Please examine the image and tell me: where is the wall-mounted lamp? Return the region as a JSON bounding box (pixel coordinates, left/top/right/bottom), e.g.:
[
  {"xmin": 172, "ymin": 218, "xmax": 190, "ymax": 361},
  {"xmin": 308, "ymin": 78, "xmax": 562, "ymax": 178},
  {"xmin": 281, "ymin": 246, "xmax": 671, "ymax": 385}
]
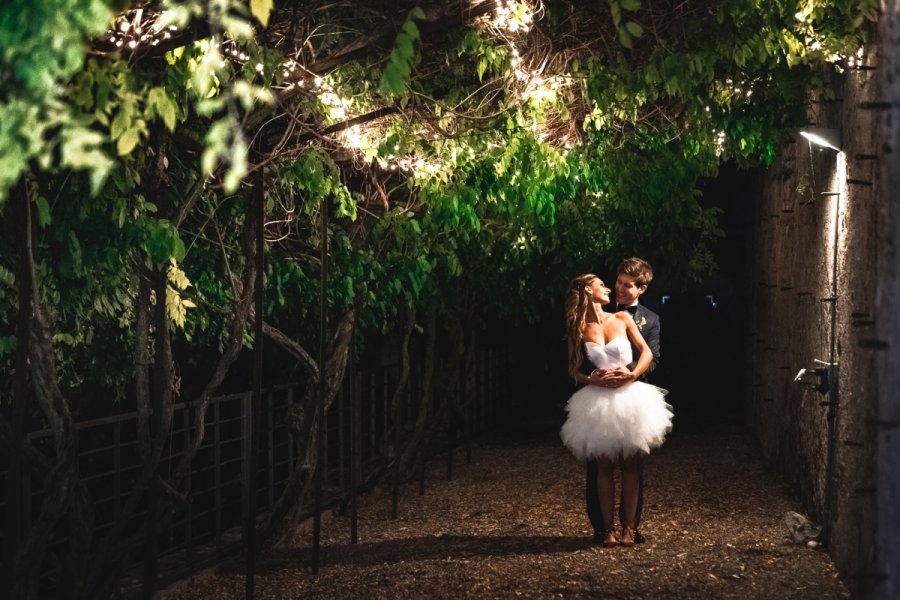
[
  {"xmin": 799, "ymin": 127, "xmax": 842, "ymax": 152},
  {"xmin": 793, "ymin": 359, "xmax": 837, "ymax": 394}
]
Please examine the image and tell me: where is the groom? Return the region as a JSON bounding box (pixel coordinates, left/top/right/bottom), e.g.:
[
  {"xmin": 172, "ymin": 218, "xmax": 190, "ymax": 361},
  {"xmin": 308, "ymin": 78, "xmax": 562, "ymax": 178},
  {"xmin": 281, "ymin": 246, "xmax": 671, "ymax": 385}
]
[{"xmin": 584, "ymin": 257, "xmax": 660, "ymax": 544}]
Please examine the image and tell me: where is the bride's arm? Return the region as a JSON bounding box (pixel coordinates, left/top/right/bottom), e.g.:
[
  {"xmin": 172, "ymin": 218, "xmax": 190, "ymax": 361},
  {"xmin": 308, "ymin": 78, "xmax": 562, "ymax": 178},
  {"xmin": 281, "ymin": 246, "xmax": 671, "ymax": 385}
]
[{"xmin": 622, "ymin": 313, "xmax": 652, "ymax": 380}]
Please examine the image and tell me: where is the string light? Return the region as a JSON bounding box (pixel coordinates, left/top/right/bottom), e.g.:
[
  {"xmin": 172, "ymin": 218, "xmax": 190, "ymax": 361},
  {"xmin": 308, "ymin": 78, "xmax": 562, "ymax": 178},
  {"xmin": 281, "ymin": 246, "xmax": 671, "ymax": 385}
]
[
  {"xmin": 483, "ymin": 0, "xmax": 535, "ymax": 34},
  {"xmin": 106, "ymin": 9, "xmax": 179, "ymax": 50}
]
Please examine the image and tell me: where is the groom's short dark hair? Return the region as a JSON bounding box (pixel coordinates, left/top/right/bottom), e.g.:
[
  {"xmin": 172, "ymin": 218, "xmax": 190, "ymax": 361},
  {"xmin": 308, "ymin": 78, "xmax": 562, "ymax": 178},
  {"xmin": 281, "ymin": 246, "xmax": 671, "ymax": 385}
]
[{"xmin": 617, "ymin": 257, "xmax": 653, "ymax": 287}]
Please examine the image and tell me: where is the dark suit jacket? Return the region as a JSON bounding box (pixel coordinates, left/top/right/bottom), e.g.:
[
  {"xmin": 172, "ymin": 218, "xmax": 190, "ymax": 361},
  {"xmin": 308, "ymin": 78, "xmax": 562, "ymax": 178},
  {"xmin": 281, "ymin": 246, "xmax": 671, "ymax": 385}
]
[{"xmin": 579, "ymin": 304, "xmax": 660, "ymax": 382}]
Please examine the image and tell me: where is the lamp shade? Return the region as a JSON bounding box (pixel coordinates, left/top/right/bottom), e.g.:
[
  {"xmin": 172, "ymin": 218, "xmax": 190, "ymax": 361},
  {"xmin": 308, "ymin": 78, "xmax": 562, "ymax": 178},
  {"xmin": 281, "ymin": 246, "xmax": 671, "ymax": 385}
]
[{"xmin": 799, "ymin": 127, "xmax": 842, "ymax": 152}]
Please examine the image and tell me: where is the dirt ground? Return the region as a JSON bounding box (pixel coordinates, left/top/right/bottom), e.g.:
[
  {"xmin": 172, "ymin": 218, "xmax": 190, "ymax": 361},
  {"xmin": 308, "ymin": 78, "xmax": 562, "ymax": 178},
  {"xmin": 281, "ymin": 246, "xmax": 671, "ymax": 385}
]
[{"xmin": 159, "ymin": 426, "xmax": 850, "ymax": 599}]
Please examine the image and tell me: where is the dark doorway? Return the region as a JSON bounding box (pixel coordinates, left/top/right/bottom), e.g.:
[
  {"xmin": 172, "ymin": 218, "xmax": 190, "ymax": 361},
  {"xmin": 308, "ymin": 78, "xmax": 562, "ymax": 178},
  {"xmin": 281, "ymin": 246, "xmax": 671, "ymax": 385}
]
[{"xmin": 652, "ymin": 162, "xmax": 759, "ymax": 433}]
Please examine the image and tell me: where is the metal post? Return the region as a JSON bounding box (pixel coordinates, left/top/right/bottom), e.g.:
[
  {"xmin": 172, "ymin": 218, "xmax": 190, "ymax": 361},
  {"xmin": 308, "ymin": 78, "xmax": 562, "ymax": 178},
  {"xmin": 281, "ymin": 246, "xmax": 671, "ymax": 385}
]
[
  {"xmin": 392, "ymin": 370, "xmax": 400, "ymax": 519},
  {"xmin": 183, "ymin": 405, "xmax": 192, "ymax": 565},
  {"xmin": 338, "ymin": 377, "xmax": 346, "ymax": 496},
  {"xmin": 267, "ymin": 391, "xmax": 275, "ymax": 509},
  {"xmin": 350, "ymin": 368, "xmax": 360, "ymax": 544},
  {"xmin": 464, "ymin": 350, "xmax": 471, "ymax": 465},
  {"xmin": 312, "ymin": 197, "xmax": 328, "ymax": 574},
  {"xmin": 823, "ymin": 153, "xmax": 845, "ymax": 546},
  {"xmin": 370, "ymin": 372, "xmax": 377, "ymax": 459},
  {"xmin": 446, "ymin": 395, "xmax": 454, "ymax": 481},
  {"xmin": 417, "ymin": 365, "xmax": 427, "ymax": 496},
  {"xmin": 214, "ymin": 401, "xmax": 222, "ymax": 549}
]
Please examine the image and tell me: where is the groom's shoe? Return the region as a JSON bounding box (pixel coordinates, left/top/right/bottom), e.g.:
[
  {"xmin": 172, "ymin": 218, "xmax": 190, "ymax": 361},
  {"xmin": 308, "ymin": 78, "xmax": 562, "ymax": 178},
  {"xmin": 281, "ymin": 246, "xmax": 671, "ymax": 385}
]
[
  {"xmin": 633, "ymin": 529, "xmax": 646, "ymax": 544},
  {"xmin": 591, "ymin": 531, "xmax": 606, "ymax": 546}
]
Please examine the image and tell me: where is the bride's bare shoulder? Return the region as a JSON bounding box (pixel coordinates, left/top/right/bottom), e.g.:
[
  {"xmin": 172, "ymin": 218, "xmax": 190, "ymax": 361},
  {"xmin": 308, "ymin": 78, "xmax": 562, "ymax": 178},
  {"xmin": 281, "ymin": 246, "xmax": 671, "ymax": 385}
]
[{"xmin": 614, "ymin": 311, "xmax": 634, "ymax": 322}]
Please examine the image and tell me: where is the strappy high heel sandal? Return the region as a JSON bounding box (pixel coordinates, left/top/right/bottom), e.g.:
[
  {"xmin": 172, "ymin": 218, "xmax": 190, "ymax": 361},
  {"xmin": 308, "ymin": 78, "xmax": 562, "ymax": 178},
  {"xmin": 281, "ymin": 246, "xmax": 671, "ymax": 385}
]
[
  {"xmin": 602, "ymin": 526, "xmax": 618, "ymax": 548},
  {"xmin": 621, "ymin": 522, "xmax": 635, "ymax": 547}
]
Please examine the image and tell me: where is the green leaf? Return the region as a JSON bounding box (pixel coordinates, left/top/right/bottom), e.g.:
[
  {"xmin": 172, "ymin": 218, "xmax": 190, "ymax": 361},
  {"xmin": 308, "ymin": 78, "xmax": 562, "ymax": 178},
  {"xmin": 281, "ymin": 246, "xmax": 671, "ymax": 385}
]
[
  {"xmin": 477, "ymin": 59, "xmax": 488, "ymax": 81},
  {"xmin": 202, "ymin": 119, "xmax": 230, "ymax": 175},
  {"xmin": 67, "ymin": 231, "xmax": 83, "ymax": 274},
  {"xmin": 0, "ymin": 336, "xmax": 15, "ymax": 357},
  {"xmin": 117, "ymin": 127, "xmax": 140, "ymax": 155},
  {"xmin": 35, "ymin": 196, "xmax": 51, "ymax": 227},
  {"xmin": 625, "ymin": 21, "xmax": 644, "ymax": 37},
  {"xmin": 110, "ymin": 109, "xmax": 127, "ymax": 141},
  {"xmin": 141, "ymin": 219, "xmax": 186, "ymax": 266},
  {"xmin": 378, "ymin": 14, "xmax": 422, "ymax": 99},
  {"xmin": 147, "ymin": 87, "xmax": 178, "ymax": 131},
  {"xmin": 402, "ymin": 20, "xmax": 420, "ymax": 39},
  {"xmin": 250, "ymin": 0, "xmax": 274, "ymax": 26},
  {"xmin": 60, "ymin": 126, "xmax": 112, "ymax": 183},
  {"xmin": 609, "ymin": 1, "xmax": 621, "ymax": 25},
  {"xmin": 620, "ymin": 0, "xmax": 641, "ymax": 10}
]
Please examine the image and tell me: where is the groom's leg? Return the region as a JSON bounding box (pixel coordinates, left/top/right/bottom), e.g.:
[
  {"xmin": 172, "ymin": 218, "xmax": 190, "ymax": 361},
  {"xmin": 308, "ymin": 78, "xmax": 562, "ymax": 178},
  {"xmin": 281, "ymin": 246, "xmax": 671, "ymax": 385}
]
[
  {"xmin": 619, "ymin": 455, "xmax": 645, "ymax": 540},
  {"xmin": 585, "ymin": 459, "xmax": 604, "ymax": 535}
]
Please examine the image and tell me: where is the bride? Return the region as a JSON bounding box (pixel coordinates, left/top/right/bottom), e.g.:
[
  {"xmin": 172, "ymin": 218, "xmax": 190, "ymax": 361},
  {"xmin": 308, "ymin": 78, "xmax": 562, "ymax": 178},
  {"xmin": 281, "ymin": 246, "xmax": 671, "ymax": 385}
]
[{"xmin": 560, "ymin": 273, "xmax": 673, "ymax": 547}]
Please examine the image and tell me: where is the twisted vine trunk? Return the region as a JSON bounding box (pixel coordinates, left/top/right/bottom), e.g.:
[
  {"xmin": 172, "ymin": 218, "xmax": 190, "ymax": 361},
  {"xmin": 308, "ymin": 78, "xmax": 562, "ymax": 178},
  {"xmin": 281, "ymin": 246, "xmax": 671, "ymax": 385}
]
[
  {"xmin": 4, "ymin": 178, "xmax": 30, "ymax": 600},
  {"xmin": 262, "ymin": 305, "xmax": 357, "ymax": 544},
  {"xmin": 85, "ymin": 169, "xmax": 262, "ymax": 598},
  {"xmin": 166, "ymin": 183, "xmax": 261, "ymax": 493},
  {"xmin": 83, "ymin": 130, "xmax": 182, "ymax": 598},
  {"xmin": 399, "ymin": 309, "xmax": 436, "ymax": 473},
  {"xmin": 10, "ymin": 186, "xmax": 92, "ymax": 600},
  {"xmin": 387, "ymin": 306, "xmax": 416, "ymax": 495}
]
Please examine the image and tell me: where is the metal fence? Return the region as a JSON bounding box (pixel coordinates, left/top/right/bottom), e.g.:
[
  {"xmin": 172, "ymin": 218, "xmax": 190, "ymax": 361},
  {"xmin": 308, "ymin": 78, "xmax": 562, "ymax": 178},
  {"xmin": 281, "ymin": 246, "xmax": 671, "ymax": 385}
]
[{"xmin": 1, "ymin": 343, "xmax": 511, "ymax": 595}]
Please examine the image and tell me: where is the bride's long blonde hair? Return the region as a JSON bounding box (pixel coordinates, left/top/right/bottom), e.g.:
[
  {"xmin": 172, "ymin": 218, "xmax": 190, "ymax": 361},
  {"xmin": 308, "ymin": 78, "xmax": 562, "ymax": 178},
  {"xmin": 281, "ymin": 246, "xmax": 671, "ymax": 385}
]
[{"xmin": 565, "ymin": 274, "xmax": 597, "ymax": 381}]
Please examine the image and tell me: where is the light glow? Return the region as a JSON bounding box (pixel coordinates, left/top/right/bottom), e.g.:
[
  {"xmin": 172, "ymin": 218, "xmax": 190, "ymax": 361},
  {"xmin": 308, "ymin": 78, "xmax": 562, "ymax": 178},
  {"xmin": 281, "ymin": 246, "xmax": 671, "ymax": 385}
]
[{"xmin": 800, "ymin": 128, "xmax": 841, "ymax": 152}]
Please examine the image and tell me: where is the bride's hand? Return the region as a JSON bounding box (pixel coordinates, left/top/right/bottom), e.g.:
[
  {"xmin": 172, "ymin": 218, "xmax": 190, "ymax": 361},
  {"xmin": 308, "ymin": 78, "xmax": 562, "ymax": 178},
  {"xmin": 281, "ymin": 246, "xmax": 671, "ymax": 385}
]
[{"xmin": 585, "ymin": 369, "xmax": 609, "ymax": 387}]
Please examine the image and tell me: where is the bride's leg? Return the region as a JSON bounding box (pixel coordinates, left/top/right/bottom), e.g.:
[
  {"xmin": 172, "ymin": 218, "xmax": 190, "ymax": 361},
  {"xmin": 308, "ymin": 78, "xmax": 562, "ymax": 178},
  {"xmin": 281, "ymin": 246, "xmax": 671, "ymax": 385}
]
[
  {"xmin": 596, "ymin": 457, "xmax": 617, "ymax": 546},
  {"xmin": 620, "ymin": 453, "xmax": 641, "ymax": 546}
]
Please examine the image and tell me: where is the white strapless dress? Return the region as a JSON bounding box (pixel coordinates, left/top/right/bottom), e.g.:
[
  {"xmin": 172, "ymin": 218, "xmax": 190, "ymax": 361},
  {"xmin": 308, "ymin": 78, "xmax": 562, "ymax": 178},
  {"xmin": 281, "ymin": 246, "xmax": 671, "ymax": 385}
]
[{"xmin": 560, "ymin": 339, "xmax": 673, "ymax": 460}]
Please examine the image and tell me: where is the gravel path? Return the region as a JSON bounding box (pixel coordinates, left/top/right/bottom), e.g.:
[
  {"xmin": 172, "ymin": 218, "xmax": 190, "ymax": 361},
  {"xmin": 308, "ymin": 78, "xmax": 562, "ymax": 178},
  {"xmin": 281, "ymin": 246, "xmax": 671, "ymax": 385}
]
[{"xmin": 160, "ymin": 427, "xmax": 850, "ymax": 599}]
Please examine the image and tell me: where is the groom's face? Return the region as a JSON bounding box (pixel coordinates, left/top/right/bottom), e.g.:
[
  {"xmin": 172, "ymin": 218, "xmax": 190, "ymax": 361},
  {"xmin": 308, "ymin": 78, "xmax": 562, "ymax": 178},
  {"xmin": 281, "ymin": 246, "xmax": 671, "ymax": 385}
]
[{"xmin": 615, "ymin": 274, "xmax": 646, "ymax": 306}]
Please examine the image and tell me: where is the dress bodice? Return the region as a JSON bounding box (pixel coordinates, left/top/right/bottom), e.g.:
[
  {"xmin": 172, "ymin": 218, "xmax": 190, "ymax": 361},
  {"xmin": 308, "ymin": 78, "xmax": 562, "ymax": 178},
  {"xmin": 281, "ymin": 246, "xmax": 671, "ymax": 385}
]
[{"xmin": 585, "ymin": 338, "xmax": 632, "ymax": 371}]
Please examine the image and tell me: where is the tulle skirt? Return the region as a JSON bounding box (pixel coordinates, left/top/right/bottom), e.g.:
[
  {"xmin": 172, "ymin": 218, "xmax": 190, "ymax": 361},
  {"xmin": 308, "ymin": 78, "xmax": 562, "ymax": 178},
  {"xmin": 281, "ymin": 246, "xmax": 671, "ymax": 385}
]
[{"xmin": 560, "ymin": 382, "xmax": 673, "ymax": 460}]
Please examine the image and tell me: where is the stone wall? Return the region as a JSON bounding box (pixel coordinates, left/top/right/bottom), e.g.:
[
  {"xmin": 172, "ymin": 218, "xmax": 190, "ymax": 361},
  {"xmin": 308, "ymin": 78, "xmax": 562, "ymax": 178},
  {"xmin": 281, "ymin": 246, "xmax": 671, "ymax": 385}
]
[
  {"xmin": 746, "ymin": 8, "xmax": 898, "ymax": 598},
  {"xmin": 875, "ymin": 3, "xmax": 900, "ymax": 598}
]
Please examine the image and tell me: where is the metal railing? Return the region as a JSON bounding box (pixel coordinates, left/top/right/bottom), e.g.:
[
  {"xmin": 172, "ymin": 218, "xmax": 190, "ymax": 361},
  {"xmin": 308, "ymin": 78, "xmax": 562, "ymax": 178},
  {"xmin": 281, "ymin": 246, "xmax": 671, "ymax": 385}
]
[{"xmin": 1, "ymin": 343, "xmax": 511, "ymax": 595}]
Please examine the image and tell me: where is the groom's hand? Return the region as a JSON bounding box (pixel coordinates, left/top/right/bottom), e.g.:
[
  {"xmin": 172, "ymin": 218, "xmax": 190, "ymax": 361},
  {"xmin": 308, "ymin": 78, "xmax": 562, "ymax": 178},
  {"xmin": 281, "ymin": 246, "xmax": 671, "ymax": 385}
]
[{"xmin": 600, "ymin": 368, "xmax": 635, "ymax": 388}]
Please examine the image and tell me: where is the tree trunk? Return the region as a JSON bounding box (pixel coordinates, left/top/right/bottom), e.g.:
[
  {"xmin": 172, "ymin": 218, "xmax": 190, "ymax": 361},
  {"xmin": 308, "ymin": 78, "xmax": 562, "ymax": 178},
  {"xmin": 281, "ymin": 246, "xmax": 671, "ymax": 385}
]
[
  {"xmin": 262, "ymin": 306, "xmax": 357, "ymax": 543},
  {"xmin": 134, "ymin": 273, "xmax": 151, "ymax": 455},
  {"xmin": 11, "ymin": 236, "xmax": 88, "ymax": 600},
  {"xmin": 389, "ymin": 306, "xmax": 416, "ymax": 455},
  {"xmin": 5, "ymin": 178, "xmax": 30, "ymax": 600},
  {"xmin": 400, "ymin": 309, "xmax": 437, "ymax": 473},
  {"xmin": 83, "ymin": 130, "xmax": 183, "ymax": 597},
  {"xmin": 166, "ymin": 189, "xmax": 260, "ymax": 493}
]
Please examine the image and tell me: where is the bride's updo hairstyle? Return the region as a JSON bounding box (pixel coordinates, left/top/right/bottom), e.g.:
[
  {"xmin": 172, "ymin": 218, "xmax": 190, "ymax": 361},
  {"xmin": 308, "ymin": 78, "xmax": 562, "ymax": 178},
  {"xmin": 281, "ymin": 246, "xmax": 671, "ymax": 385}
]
[{"xmin": 565, "ymin": 274, "xmax": 596, "ymax": 381}]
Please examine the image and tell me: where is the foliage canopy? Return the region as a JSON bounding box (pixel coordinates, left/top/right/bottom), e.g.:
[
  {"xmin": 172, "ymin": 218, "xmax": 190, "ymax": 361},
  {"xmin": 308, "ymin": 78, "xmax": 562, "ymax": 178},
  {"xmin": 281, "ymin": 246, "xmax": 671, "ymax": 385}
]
[{"xmin": 0, "ymin": 0, "xmax": 877, "ymax": 387}]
